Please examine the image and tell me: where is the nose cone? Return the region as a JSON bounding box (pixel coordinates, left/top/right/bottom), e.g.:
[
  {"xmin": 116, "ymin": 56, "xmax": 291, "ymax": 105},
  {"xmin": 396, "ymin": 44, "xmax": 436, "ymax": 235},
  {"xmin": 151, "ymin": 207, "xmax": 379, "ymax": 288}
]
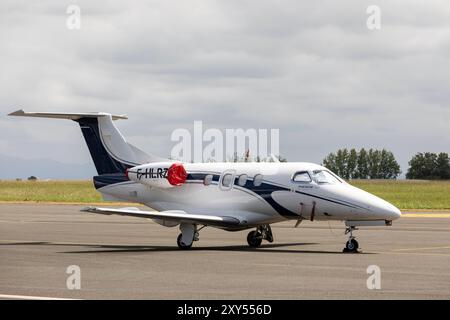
[
  {"xmin": 356, "ymin": 188, "xmax": 402, "ymax": 220},
  {"xmin": 330, "ymin": 184, "xmax": 402, "ymax": 220},
  {"xmin": 376, "ymin": 202, "xmax": 402, "ymax": 220},
  {"xmin": 392, "ymin": 206, "xmax": 402, "ymax": 219}
]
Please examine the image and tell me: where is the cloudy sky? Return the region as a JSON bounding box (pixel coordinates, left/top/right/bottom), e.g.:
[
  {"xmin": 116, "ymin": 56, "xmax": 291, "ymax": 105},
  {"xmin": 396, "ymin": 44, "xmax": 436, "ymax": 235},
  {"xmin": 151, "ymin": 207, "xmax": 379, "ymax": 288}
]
[{"xmin": 1, "ymin": 0, "xmax": 449, "ymax": 178}]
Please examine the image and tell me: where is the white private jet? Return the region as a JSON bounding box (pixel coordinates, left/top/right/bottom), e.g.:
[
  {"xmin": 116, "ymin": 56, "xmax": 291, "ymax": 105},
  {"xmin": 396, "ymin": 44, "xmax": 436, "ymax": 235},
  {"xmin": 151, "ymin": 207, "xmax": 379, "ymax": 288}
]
[{"xmin": 9, "ymin": 110, "xmax": 401, "ymax": 253}]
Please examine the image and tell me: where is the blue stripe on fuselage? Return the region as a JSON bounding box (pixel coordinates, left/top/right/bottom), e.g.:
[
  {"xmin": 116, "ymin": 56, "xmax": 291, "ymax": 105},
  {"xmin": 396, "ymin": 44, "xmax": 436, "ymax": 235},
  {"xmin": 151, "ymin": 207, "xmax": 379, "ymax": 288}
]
[
  {"xmin": 185, "ymin": 172, "xmax": 360, "ymax": 217},
  {"xmin": 94, "ymin": 171, "xmax": 362, "ymax": 217},
  {"xmin": 93, "ymin": 173, "xmax": 129, "ymax": 189}
]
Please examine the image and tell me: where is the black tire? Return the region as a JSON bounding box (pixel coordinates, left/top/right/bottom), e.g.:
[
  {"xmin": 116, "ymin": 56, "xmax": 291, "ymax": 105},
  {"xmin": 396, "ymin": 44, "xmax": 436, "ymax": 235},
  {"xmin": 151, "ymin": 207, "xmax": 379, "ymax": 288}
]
[
  {"xmin": 247, "ymin": 231, "xmax": 262, "ymax": 248},
  {"xmin": 345, "ymin": 239, "xmax": 359, "ymax": 252},
  {"xmin": 177, "ymin": 233, "xmax": 192, "ymax": 250}
]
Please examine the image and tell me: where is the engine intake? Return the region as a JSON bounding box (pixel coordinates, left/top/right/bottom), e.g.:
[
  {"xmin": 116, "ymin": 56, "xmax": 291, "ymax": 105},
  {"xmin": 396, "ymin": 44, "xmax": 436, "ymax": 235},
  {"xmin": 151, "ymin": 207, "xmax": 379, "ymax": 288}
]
[{"xmin": 126, "ymin": 162, "xmax": 187, "ymax": 188}]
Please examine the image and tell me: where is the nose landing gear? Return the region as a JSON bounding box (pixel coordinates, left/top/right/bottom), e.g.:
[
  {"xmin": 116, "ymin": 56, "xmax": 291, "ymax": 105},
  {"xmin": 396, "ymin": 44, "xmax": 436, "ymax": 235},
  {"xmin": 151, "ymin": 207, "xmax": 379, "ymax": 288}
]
[
  {"xmin": 343, "ymin": 226, "xmax": 360, "ymax": 253},
  {"xmin": 247, "ymin": 224, "xmax": 273, "ymax": 248}
]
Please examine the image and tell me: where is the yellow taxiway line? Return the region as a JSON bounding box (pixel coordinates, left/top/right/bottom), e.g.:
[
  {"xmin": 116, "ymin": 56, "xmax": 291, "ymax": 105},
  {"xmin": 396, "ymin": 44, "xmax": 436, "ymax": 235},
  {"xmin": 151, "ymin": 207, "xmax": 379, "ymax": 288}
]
[{"xmin": 401, "ymin": 213, "xmax": 450, "ymax": 218}]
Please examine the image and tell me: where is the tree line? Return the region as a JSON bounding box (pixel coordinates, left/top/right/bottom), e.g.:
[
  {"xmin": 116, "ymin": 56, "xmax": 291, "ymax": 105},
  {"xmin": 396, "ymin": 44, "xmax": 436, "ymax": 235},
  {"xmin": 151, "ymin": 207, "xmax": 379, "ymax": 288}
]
[
  {"xmin": 323, "ymin": 149, "xmax": 450, "ymax": 180},
  {"xmin": 322, "ymin": 148, "xmax": 401, "ymax": 179}
]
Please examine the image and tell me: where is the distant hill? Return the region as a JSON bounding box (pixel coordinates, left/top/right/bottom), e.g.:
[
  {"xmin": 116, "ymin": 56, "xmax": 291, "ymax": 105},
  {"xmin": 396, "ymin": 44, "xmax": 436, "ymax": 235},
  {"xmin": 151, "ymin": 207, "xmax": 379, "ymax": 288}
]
[{"xmin": 0, "ymin": 155, "xmax": 97, "ymax": 180}]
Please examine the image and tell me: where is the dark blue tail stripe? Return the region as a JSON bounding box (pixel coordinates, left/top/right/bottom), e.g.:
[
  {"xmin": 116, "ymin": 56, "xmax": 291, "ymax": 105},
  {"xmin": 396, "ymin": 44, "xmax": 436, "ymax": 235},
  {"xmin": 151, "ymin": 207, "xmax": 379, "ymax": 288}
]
[{"xmin": 75, "ymin": 117, "xmax": 131, "ymax": 175}]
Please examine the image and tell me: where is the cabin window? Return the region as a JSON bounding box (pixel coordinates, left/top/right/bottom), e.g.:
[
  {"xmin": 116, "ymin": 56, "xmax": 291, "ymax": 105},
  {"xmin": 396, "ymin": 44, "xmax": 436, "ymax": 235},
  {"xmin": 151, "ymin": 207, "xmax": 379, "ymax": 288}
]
[
  {"xmin": 203, "ymin": 174, "xmax": 213, "ymax": 186},
  {"xmin": 253, "ymin": 174, "xmax": 263, "ymax": 187},
  {"xmin": 293, "ymin": 171, "xmax": 311, "ymax": 183},
  {"xmin": 311, "ymin": 170, "xmax": 342, "ymax": 184},
  {"xmin": 238, "ymin": 174, "xmax": 248, "ymax": 187},
  {"xmin": 222, "ymin": 173, "xmax": 233, "ymax": 188}
]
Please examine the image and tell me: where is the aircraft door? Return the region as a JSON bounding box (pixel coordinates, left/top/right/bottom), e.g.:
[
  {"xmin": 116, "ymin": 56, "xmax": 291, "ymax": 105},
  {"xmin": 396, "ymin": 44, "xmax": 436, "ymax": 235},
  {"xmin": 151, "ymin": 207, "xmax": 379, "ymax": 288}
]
[
  {"xmin": 219, "ymin": 170, "xmax": 236, "ymax": 191},
  {"xmin": 292, "ymin": 171, "xmax": 317, "ymax": 220}
]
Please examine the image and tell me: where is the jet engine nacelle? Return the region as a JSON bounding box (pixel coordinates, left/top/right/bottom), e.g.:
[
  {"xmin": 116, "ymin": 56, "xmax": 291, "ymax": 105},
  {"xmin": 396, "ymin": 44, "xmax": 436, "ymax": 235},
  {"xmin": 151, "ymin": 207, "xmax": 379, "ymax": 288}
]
[{"xmin": 126, "ymin": 162, "xmax": 187, "ymax": 189}]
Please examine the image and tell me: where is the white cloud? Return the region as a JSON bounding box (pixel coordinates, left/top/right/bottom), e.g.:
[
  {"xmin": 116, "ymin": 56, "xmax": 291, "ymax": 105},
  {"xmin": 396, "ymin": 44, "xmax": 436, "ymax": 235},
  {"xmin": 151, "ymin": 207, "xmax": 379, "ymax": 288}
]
[{"xmin": 1, "ymin": 0, "xmax": 449, "ymax": 176}]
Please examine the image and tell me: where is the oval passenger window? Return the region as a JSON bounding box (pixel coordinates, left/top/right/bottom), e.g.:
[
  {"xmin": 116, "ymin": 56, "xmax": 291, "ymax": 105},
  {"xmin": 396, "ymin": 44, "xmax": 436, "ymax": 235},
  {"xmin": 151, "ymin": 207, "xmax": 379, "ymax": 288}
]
[
  {"xmin": 222, "ymin": 174, "xmax": 233, "ymax": 188},
  {"xmin": 204, "ymin": 174, "xmax": 213, "ymax": 186},
  {"xmin": 253, "ymin": 174, "xmax": 263, "ymax": 187},
  {"xmin": 238, "ymin": 174, "xmax": 248, "ymax": 186}
]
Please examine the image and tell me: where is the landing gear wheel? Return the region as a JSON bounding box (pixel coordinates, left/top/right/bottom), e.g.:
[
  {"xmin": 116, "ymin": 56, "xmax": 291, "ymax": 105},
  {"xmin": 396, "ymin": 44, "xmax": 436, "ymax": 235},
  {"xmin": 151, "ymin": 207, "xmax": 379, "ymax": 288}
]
[
  {"xmin": 343, "ymin": 225, "xmax": 360, "ymax": 253},
  {"xmin": 177, "ymin": 233, "xmax": 192, "ymax": 250},
  {"xmin": 247, "ymin": 231, "xmax": 262, "ymax": 248},
  {"xmin": 344, "ymin": 239, "xmax": 359, "ymax": 253}
]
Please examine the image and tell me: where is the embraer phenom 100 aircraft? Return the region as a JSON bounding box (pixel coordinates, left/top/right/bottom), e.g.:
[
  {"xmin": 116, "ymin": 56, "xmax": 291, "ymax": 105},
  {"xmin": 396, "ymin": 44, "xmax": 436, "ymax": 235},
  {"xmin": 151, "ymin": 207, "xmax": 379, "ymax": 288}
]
[{"xmin": 9, "ymin": 110, "xmax": 401, "ymax": 253}]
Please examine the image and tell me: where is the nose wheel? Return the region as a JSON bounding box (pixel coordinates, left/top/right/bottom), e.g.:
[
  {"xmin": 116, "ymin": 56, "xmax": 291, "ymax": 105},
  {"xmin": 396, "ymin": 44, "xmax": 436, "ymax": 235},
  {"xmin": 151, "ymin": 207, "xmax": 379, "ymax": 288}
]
[
  {"xmin": 345, "ymin": 238, "xmax": 359, "ymax": 252},
  {"xmin": 343, "ymin": 226, "xmax": 360, "ymax": 253},
  {"xmin": 247, "ymin": 225, "xmax": 273, "ymax": 248}
]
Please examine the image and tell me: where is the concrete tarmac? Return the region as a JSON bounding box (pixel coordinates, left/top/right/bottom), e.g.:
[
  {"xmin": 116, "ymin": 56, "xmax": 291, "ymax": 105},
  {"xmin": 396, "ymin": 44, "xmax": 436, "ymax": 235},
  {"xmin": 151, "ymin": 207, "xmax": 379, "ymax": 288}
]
[{"xmin": 1, "ymin": 204, "xmax": 450, "ymax": 299}]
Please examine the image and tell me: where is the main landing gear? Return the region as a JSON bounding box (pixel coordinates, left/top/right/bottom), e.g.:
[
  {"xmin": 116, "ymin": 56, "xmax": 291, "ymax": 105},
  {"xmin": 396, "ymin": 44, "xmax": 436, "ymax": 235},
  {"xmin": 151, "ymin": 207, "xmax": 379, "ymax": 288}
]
[
  {"xmin": 176, "ymin": 223, "xmax": 275, "ymax": 249},
  {"xmin": 343, "ymin": 226, "xmax": 360, "ymax": 253},
  {"xmin": 247, "ymin": 225, "xmax": 274, "ymax": 248},
  {"xmin": 176, "ymin": 223, "xmax": 201, "ymax": 249}
]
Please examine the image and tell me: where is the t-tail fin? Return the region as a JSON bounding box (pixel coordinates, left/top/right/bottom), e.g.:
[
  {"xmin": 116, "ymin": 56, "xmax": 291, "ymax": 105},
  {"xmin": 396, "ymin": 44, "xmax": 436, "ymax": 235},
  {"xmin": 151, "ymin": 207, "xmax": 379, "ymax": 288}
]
[{"xmin": 8, "ymin": 109, "xmax": 166, "ymax": 175}]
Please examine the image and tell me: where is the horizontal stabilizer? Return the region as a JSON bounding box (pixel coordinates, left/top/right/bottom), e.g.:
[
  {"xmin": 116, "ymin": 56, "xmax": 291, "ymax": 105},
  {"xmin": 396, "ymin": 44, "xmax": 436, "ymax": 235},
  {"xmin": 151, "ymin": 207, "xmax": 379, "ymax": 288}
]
[
  {"xmin": 81, "ymin": 207, "xmax": 241, "ymax": 227},
  {"xmin": 9, "ymin": 108, "xmax": 169, "ymax": 175},
  {"xmin": 8, "ymin": 109, "xmax": 127, "ymax": 121}
]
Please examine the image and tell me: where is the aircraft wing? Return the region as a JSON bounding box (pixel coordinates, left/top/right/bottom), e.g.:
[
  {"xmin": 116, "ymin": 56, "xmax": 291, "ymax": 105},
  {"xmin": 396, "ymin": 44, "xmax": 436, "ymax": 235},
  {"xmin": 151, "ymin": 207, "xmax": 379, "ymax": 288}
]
[{"xmin": 81, "ymin": 207, "xmax": 241, "ymax": 227}]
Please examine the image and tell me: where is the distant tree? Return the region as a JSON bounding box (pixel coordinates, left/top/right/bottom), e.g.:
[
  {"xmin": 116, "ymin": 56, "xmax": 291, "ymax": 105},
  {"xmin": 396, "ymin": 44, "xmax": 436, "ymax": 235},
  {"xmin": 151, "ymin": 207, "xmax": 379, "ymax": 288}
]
[
  {"xmin": 346, "ymin": 149, "xmax": 358, "ymax": 179},
  {"xmin": 379, "ymin": 149, "xmax": 401, "ymax": 179},
  {"xmin": 335, "ymin": 148, "xmax": 349, "ymax": 178},
  {"xmin": 435, "ymin": 153, "xmax": 450, "ymax": 179},
  {"xmin": 379, "ymin": 149, "xmax": 389, "ymax": 178},
  {"xmin": 322, "ymin": 152, "xmax": 338, "ymax": 174},
  {"xmin": 407, "ymin": 153, "xmax": 435, "ymax": 179},
  {"xmin": 356, "ymin": 148, "xmax": 369, "ymax": 179},
  {"xmin": 368, "ymin": 149, "xmax": 381, "ymax": 179},
  {"xmin": 389, "ymin": 150, "xmax": 401, "ymax": 178},
  {"xmin": 27, "ymin": 176, "xmax": 38, "ymax": 181},
  {"xmin": 407, "ymin": 152, "xmax": 450, "ymax": 179}
]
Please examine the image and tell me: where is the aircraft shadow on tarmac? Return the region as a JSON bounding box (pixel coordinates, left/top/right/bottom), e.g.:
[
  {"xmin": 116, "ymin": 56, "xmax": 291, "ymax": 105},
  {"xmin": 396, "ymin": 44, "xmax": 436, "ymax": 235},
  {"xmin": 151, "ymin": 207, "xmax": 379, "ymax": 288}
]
[{"xmin": 1, "ymin": 241, "xmax": 373, "ymax": 254}]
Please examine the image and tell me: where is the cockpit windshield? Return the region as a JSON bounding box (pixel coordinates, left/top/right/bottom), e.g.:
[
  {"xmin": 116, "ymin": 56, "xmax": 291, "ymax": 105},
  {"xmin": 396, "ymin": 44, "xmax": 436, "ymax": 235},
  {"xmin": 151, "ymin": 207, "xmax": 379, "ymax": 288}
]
[{"xmin": 311, "ymin": 170, "xmax": 342, "ymax": 184}]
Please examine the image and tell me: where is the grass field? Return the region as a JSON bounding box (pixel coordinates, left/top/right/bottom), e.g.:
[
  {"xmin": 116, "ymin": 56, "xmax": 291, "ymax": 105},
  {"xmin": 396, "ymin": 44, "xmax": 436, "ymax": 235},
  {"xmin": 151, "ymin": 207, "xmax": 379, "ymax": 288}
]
[
  {"xmin": 0, "ymin": 179, "xmax": 449, "ymax": 210},
  {"xmin": 350, "ymin": 180, "xmax": 450, "ymax": 210},
  {"xmin": 0, "ymin": 180, "xmax": 102, "ymax": 203}
]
